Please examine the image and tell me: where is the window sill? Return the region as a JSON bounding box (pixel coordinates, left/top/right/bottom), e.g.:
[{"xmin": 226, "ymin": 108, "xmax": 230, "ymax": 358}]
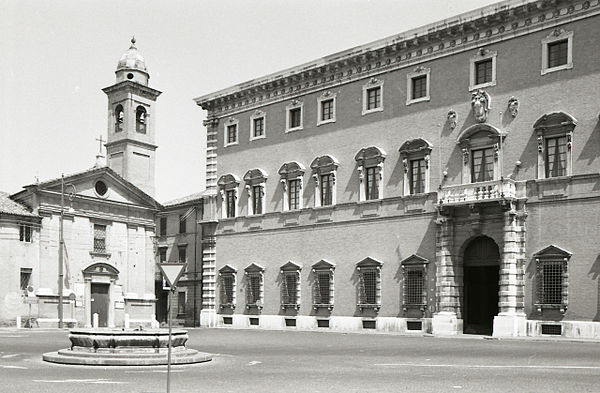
[
  {"xmin": 219, "ymin": 304, "xmax": 236, "ymax": 310},
  {"xmin": 285, "ymin": 126, "xmax": 303, "ymax": 133},
  {"xmin": 403, "ymin": 304, "xmax": 428, "ymax": 312},
  {"xmin": 249, "ymin": 135, "xmax": 266, "ymax": 142},
  {"xmin": 281, "ymin": 304, "xmax": 300, "ymax": 310},
  {"xmin": 317, "ymin": 119, "xmax": 336, "ymax": 127},
  {"xmin": 246, "ymin": 304, "xmax": 263, "ymax": 310},
  {"xmin": 89, "ymin": 251, "xmax": 111, "ymax": 258},
  {"xmin": 313, "ymin": 304, "xmax": 334, "ymax": 311},
  {"xmin": 541, "ymin": 63, "xmax": 573, "ymax": 75},
  {"xmin": 468, "ymin": 80, "xmax": 496, "ymax": 91},
  {"xmin": 535, "ymin": 303, "xmax": 567, "ymax": 313},
  {"xmin": 358, "ymin": 304, "xmax": 381, "ymax": 312},
  {"xmin": 361, "ymin": 107, "xmax": 383, "ymax": 116},
  {"xmin": 224, "ymin": 141, "xmax": 239, "ymax": 148},
  {"xmin": 406, "ymin": 96, "xmax": 430, "ymax": 106}
]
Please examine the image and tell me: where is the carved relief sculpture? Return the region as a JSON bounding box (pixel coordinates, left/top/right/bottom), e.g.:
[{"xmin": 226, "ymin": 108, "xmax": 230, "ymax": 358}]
[
  {"xmin": 447, "ymin": 110, "xmax": 457, "ymax": 130},
  {"xmin": 508, "ymin": 96, "xmax": 519, "ymax": 117},
  {"xmin": 471, "ymin": 89, "xmax": 491, "ymax": 123}
]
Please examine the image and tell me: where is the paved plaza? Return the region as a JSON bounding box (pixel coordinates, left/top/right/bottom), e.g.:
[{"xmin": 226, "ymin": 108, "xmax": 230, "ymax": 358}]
[{"xmin": 0, "ymin": 328, "xmax": 599, "ymax": 392}]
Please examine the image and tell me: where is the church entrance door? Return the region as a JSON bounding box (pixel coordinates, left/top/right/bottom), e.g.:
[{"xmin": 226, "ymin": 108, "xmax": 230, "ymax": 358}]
[
  {"xmin": 463, "ymin": 236, "xmax": 499, "ymax": 335},
  {"xmin": 91, "ymin": 283, "xmax": 110, "ymax": 327}
]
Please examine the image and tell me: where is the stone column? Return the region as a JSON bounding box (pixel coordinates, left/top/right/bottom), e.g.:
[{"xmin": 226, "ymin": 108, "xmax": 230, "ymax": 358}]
[
  {"xmin": 432, "ymin": 212, "xmax": 462, "ymax": 335},
  {"xmin": 493, "ymin": 207, "xmax": 527, "ymax": 337}
]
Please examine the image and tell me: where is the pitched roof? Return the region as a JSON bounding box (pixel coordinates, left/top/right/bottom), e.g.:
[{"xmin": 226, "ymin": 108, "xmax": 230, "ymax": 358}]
[
  {"xmin": 163, "ymin": 191, "xmax": 206, "ymax": 207},
  {"xmin": 0, "ymin": 192, "xmax": 38, "ymax": 217},
  {"xmin": 16, "ymin": 165, "xmax": 162, "ymax": 210}
]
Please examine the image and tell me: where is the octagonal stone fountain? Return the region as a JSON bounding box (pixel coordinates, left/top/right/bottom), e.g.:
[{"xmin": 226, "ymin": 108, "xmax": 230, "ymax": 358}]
[{"xmin": 43, "ymin": 328, "xmax": 212, "ymax": 366}]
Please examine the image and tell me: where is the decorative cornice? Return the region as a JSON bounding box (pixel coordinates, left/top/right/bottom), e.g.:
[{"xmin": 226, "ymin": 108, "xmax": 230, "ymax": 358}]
[
  {"xmin": 195, "ymin": 0, "xmax": 599, "ymax": 119},
  {"xmin": 102, "ymin": 80, "xmax": 162, "ymax": 100}
]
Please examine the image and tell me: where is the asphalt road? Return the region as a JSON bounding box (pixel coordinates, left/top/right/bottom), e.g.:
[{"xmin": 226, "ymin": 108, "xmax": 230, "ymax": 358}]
[{"xmin": 0, "ymin": 328, "xmax": 599, "ymax": 392}]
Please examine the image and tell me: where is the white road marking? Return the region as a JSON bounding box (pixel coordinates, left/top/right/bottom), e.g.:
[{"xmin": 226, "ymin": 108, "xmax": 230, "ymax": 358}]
[
  {"xmin": 2, "ymin": 353, "xmax": 20, "ymax": 358},
  {"xmin": 33, "ymin": 379, "xmax": 125, "ymax": 384},
  {"xmin": 248, "ymin": 360, "xmax": 262, "ymax": 366},
  {"xmin": 0, "ymin": 365, "xmax": 27, "ymax": 369},
  {"xmin": 375, "ymin": 363, "xmax": 600, "ymax": 370}
]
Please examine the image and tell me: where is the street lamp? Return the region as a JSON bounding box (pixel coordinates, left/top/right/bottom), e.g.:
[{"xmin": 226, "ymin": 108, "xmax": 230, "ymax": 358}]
[{"xmin": 58, "ymin": 175, "xmax": 76, "ymax": 329}]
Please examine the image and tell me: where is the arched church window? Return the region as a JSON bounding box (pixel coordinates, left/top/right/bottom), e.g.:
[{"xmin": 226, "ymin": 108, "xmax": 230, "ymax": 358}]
[
  {"xmin": 115, "ymin": 105, "xmax": 124, "ymax": 133},
  {"xmin": 136, "ymin": 106, "xmax": 147, "ymax": 134}
]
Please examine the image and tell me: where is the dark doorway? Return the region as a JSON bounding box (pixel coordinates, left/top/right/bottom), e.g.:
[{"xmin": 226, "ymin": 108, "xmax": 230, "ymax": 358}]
[
  {"xmin": 155, "ymin": 280, "xmax": 169, "ymax": 326},
  {"xmin": 91, "ymin": 283, "xmax": 110, "ymax": 327},
  {"xmin": 463, "ymin": 236, "xmax": 499, "ymax": 335}
]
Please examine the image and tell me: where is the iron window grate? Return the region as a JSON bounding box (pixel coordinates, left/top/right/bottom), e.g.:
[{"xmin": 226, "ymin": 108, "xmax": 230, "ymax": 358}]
[
  {"xmin": 317, "ymin": 319, "xmax": 329, "ymax": 328},
  {"xmin": 541, "ymin": 324, "xmax": 562, "ymax": 335},
  {"xmin": 285, "ymin": 318, "xmax": 297, "ymax": 327},
  {"xmin": 281, "ymin": 272, "xmax": 299, "ymax": 306},
  {"xmin": 405, "ymin": 270, "xmax": 424, "ymax": 306},
  {"xmin": 223, "ymin": 317, "xmax": 233, "ymax": 325},
  {"xmin": 249, "ymin": 317, "xmax": 259, "ymax": 326},
  {"xmin": 407, "ymin": 320, "xmax": 423, "ymax": 331},
  {"xmin": 362, "ymin": 320, "xmax": 376, "ymax": 329},
  {"xmin": 93, "ymin": 224, "xmax": 106, "ymax": 253},
  {"xmin": 220, "ymin": 274, "xmax": 235, "ymax": 306},
  {"xmin": 358, "ymin": 269, "xmax": 379, "ymax": 306},
  {"xmin": 247, "ymin": 274, "xmax": 262, "ymax": 306}
]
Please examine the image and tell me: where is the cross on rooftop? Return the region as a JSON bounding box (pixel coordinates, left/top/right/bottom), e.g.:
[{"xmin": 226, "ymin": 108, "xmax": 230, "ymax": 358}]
[{"xmin": 95, "ymin": 135, "xmax": 105, "ymax": 155}]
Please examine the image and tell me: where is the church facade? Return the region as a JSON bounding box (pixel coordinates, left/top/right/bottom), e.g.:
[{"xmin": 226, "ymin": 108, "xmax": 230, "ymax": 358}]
[
  {"xmin": 2, "ymin": 39, "xmax": 163, "ymax": 328},
  {"xmin": 194, "ymin": 0, "xmax": 600, "ymax": 338}
]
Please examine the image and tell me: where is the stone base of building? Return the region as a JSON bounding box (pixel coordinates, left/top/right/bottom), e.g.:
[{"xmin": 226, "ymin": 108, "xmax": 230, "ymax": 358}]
[
  {"xmin": 216, "ymin": 314, "xmax": 432, "ymax": 334},
  {"xmin": 200, "ymin": 309, "xmax": 218, "ymax": 327},
  {"xmin": 492, "ymin": 313, "xmax": 527, "ymax": 337},
  {"xmin": 526, "ymin": 320, "xmax": 600, "ymax": 340},
  {"xmin": 431, "ymin": 312, "xmax": 462, "ymax": 335}
]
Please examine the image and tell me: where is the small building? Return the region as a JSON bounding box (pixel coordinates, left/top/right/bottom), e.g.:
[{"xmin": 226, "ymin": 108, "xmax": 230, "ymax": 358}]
[
  {"xmin": 193, "ymin": 0, "xmax": 600, "ymax": 338},
  {"xmin": 0, "ymin": 192, "xmax": 41, "ymax": 325},
  {"xmin": 154, "ymin": 192, "xmax": 204, "ymax": 327}
]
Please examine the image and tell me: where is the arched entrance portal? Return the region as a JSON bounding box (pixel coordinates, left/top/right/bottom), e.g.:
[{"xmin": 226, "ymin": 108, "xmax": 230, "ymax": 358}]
[{"xmin": 463, "ymin": 236, "xmax": 499, "ymax": 335}]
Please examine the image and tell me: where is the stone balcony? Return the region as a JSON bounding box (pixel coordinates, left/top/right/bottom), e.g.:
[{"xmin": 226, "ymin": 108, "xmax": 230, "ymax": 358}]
[{"xmin": 438, "ymin": 179, "xmax": 519, "ymax": 206}]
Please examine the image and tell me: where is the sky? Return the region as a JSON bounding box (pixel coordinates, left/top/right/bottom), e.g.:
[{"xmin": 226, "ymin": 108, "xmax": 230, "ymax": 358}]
[{"xmin": 0, "ymin": 0, "xmax": 501, "ymax": 203}]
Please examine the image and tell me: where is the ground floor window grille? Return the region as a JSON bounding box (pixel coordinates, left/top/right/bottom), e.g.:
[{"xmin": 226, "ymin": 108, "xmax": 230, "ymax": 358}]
[
  {"xmin": 219, "ymin": 267, "xmax": 237, "ymax": 309},
  {"xmin": 313, "ymin": 271, "xmax": 333, "ymax": 309},
  {"xmin": 281, "ymin": 271, "xmax": 300, "ymax": 309},
  {"xmin": 534, "ymin": 245, "xmax": 570, "ymax": 313},
  {"xmin": 401, "ymin": 254, "xmax": 428, "ymax": 312},
  {"xmin": 246, "ymin": 273, "xmax": 262, "ymax": 307},
  {"xmin": 357, "ymin": 264, "xmax": 381, "ymax": 311},
  {"xmin": 245, "ymin": 263, "xmax": 264, "ymax": 310}
]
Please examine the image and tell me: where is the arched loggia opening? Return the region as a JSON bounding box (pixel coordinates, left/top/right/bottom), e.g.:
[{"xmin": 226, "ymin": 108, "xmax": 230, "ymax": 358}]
[{"xmin": 462, "ymin": 236, "xmax": 500, "ymax": 335}]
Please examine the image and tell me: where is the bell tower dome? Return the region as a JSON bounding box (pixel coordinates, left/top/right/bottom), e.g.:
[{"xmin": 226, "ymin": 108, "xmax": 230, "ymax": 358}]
[{"xmin": 102, "ymin": 37, "xmax": 162, "ymax": 197}]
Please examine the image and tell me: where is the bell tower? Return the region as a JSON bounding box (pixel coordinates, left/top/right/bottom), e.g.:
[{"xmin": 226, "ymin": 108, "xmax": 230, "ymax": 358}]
[{"xmin": 102, "ymin": 37, "xmax": 162, "ymax": 197}]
